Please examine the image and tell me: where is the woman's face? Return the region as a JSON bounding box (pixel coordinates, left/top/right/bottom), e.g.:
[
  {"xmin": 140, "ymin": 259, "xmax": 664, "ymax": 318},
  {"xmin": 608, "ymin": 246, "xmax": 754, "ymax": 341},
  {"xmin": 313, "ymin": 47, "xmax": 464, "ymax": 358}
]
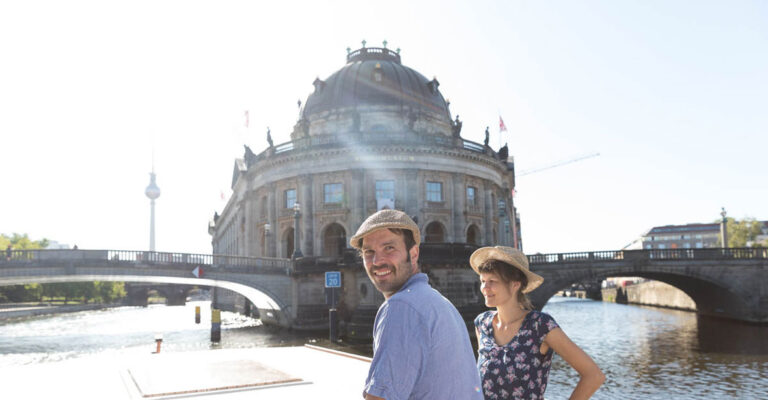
[{"xmin": 479, "ymin": 271, "xmax": 520, "ymax": 308}]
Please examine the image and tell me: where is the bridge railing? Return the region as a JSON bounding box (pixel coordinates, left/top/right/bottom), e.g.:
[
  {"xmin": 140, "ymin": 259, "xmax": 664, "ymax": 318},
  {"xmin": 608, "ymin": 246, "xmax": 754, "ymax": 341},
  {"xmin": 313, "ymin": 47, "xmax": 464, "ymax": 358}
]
[
  {"xmin": 528, "ymin": 247, "xmax": 768, "ymax": 265},
  {"xmin": 1, "ymin": 249, "xmax": 292, "ymax": 271}
]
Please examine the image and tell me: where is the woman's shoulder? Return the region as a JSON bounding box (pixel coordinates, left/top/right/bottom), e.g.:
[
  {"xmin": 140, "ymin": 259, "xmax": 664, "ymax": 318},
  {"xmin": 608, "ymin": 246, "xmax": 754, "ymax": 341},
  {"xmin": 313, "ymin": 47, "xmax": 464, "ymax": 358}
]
[
  {"xmin": 528, "ymin": 310, "xmax": 559, "ymax": 332},
  {"xmin": 474, "ymin": 310, "xmax": 495, "ymax": 327}
]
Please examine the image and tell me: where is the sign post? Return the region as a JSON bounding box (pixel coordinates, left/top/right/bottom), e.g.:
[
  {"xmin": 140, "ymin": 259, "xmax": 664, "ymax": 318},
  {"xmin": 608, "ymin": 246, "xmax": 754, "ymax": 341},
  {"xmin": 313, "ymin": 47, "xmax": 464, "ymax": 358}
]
[{"xmin": 325, "ymin": 271, "xmax": 342, "ymax": 343}]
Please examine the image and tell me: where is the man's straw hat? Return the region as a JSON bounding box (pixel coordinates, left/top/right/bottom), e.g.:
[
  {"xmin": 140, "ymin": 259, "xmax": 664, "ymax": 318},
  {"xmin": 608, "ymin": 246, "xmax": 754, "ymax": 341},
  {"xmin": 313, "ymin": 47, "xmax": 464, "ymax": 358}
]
[
  {"xmin": 350, "ymin": 210, "xmax": 420, "ymax": 249},
  {"xmin": 469, "ymin": 246, "xmax": 543, "ymax": 293}
]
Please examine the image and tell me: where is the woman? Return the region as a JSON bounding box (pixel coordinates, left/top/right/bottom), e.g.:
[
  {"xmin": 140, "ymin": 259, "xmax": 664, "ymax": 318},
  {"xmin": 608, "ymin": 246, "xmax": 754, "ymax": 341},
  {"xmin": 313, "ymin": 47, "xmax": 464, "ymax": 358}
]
[{"xmin": 471, "ymin": 246, "xmax": 605, "ymax": 399}]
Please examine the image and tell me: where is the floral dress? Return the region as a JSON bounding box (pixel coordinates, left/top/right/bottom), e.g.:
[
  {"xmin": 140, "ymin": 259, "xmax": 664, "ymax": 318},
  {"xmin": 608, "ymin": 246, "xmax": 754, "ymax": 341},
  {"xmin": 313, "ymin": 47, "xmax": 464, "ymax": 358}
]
[{"xmin": 474, "ymin": 310, "xmax": 560, "ymax": 400}]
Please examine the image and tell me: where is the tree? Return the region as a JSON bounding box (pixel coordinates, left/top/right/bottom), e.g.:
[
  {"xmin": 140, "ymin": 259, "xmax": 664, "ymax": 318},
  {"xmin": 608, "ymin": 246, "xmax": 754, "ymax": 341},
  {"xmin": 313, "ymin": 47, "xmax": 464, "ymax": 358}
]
[
  {"xmin": 717, "ymin": 217, "xmax": 765, "ymax": 247},
  {"xmin": 1, "ymin": 233, "xmax": 49, "ymax": 250}
]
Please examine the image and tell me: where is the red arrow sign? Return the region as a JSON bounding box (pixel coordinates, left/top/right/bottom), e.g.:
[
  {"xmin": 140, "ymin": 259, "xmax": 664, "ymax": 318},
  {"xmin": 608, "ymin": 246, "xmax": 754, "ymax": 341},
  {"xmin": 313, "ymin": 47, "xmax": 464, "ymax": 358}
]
[{"xmin": 192, "ymin": 266, "xmax": 203, "ymax": 278}]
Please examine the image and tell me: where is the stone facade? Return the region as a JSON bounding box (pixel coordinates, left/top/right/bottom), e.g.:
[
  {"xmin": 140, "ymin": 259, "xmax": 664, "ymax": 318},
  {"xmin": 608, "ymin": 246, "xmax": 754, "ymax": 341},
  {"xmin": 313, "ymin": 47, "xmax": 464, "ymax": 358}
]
[{"xmin": 210, "ymin": 46, "xmax": 519, "ymax": 259}]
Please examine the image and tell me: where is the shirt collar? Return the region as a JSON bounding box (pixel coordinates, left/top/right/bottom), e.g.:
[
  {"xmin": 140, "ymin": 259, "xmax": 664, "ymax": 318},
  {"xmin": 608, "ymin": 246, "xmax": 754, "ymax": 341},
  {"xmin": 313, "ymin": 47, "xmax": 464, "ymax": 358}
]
[{"xmin": 399, "ymin": 272, "xmax": 428, "ymax": 293}]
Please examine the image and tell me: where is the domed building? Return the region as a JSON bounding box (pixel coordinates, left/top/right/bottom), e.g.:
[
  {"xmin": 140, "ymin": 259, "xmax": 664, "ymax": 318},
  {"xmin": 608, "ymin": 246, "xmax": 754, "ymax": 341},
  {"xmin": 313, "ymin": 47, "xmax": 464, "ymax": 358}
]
[{"xmin": 209, "ymin": 44, "xmax": 520, "ymax": 330}]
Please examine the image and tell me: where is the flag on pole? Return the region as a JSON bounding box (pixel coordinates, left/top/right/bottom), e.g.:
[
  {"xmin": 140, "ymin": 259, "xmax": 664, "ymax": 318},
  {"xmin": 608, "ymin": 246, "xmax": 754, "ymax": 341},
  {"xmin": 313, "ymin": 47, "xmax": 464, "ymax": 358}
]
[
  {"xmin": 244, "ymin": 110, "xmax": 249, "ymax": 128},
  {"xmin": 499, "ymin": 115, "xmax": 508, "ymax": 132}
]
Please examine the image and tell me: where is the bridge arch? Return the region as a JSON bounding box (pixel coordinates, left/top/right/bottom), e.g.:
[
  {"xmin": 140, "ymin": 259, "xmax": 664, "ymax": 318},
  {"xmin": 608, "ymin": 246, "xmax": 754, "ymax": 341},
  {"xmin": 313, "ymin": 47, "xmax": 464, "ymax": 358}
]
[
  {"xmin": 0, "ymin": 260, "xmax": 295, "ymax": 328},
  {"xmin": 529, "ymin": 265, "xmax": 757, "ymax": 322}
]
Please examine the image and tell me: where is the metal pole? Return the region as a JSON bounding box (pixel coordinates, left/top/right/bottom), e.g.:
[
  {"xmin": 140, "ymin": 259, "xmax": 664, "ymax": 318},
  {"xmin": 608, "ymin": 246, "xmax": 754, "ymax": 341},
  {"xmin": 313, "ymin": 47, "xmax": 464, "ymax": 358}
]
[
  {"xmin": 329, "ymin": 307, "xmax": 338, "ymax": 343},
  {"xmin": 328, "ymin": 287, "xmax": 339, "ymax": 343},
  {"xmin": 211, "ymin": 309, "xmax": 221, "ymax": 343}
]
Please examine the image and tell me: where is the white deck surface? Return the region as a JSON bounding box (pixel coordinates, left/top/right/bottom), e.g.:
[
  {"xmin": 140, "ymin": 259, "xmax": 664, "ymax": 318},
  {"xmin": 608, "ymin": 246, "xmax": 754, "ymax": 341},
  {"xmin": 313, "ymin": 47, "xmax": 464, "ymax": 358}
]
[{"xmin": 1, "ymin": 345, "xmax": 371, "ymax": 399}]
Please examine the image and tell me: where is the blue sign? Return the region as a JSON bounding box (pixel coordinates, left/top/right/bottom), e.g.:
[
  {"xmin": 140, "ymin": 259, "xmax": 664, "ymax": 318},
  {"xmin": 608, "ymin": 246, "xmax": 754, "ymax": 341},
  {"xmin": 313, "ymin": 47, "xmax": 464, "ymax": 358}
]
[{"xmin": 325, "ymin": 271, "xmax": 341, "ymax": 288}]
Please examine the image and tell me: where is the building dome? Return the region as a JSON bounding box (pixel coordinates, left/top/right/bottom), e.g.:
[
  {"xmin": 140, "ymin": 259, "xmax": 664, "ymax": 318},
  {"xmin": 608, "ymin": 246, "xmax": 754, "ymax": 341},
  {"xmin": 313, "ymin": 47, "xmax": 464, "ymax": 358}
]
[
  {"xmin": 214, "ymin": 44, "xmax": 519, "ymax": 261},
  {"xmin": 211, "ymin": 44, "xmax": 520, "ymax": 330},
  {"xmin": 296, "ymin": 47, "xmax": 452, "ymax": 139}
]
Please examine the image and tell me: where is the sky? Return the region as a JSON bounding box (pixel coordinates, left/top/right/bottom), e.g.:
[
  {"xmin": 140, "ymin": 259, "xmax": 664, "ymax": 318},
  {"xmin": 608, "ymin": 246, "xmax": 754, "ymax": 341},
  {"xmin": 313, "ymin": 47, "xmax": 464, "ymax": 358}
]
[{"xmin": 1, "ymin": 0, "xmax": 766, "ymax": 255}]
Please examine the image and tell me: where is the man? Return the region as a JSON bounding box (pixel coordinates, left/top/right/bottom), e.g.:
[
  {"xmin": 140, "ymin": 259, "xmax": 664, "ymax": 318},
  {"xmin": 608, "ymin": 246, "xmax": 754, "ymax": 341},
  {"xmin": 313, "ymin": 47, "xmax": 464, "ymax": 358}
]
[{"xmin": 350, "ymin": 209, "xmax": 483, "ymax": 400}]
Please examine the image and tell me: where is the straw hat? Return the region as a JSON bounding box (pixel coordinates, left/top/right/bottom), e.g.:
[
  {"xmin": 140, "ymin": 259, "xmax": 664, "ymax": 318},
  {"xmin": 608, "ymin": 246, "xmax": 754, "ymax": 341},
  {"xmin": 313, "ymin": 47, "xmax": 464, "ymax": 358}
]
[
  {"xmin": 350, "ymin": 210, "xmax": 421, "ymax": 249},
  {"xmin": 469, "ymin": 246, "xmax": 543, "ymax": 293}
]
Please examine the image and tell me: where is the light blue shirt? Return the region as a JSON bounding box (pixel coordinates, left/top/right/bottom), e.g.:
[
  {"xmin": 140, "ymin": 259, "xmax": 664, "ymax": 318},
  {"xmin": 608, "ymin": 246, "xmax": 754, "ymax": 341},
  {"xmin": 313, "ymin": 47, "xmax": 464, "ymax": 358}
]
[{"xmin": 363, "ymin": 273, "xmax": 483, "ymax": 399}]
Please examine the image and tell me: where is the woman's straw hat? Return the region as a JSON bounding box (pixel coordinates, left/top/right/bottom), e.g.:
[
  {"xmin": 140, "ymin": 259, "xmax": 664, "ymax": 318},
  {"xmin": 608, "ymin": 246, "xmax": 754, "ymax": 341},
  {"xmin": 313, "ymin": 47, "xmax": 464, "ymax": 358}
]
[{"xmin": 469, "ymin": 246, "xmax": 543, "ymax": 293}]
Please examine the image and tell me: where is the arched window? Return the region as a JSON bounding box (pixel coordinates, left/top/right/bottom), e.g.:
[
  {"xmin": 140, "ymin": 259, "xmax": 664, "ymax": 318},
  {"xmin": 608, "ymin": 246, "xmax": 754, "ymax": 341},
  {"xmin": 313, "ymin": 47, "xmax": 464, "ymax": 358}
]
[
  {"xmin": 424, "ymin": 221, "xmax": 445, "ymax": 243},
  {"xmin": 467, "ymin": 224, "xmax": 480, "ymax": 245},
  {"xmin": 284, "ymin": 228, "xmax": 295, "ymax": 258},
  {"xmin": 323, "ymin": 223, "xmax": 347, "ymax": 258}
]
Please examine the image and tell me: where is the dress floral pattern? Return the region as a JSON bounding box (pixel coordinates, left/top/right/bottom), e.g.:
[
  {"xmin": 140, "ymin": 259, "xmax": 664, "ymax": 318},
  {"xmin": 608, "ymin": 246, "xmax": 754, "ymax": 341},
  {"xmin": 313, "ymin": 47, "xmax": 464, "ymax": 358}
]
[{"xmin": 474, "ymin": 310, "xmax": 559, "ymax": 400}]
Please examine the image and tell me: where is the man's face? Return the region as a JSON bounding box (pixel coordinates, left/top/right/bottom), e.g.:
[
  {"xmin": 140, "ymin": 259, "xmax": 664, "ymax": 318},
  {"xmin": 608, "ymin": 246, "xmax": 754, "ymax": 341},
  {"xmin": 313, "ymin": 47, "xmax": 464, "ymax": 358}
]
[{"xmin": 361, "ymin": 229, "xmax": 419, "ymax": 299}]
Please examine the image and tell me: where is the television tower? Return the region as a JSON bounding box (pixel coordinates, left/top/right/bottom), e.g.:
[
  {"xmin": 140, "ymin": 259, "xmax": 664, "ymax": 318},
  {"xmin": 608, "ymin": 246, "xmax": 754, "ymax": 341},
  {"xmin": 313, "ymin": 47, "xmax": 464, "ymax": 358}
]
[{"xmin": 145, "ymin": 164, "xmax": 161, "ymax": 251}]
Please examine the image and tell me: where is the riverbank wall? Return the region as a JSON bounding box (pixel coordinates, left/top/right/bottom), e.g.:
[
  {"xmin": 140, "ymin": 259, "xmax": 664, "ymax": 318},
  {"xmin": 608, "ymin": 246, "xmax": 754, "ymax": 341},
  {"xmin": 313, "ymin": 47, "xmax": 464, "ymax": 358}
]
[{"xmin": 602, "ymin": 281, "xmax": 696, "ymax": 311}]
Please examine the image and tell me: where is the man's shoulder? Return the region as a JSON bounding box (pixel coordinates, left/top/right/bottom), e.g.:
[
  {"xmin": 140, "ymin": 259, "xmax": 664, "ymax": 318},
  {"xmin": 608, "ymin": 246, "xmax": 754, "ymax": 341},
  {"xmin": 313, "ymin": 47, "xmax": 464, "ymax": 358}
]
[{"xmin": 389, "ymin": 277, "xmax": 446, "ymax": 308}]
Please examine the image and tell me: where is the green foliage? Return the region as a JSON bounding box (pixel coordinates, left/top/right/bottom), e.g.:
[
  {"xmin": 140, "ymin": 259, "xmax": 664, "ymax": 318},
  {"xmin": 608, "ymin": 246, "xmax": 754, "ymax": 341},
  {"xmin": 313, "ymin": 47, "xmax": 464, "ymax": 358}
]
[
  {"xmin": 94, "ymin": 281, "xmax": 126, "ymax": 303},
  {"xmin": 0, "ymin": 282, "xmax": 127, "ymax": 304},
  {"xmin": 1, "ymin": 233, "xmax": 49, "ymax": 250},
  {"xmin": 716, "ymin": 217, "xmax": 765, "ymax": 247}
]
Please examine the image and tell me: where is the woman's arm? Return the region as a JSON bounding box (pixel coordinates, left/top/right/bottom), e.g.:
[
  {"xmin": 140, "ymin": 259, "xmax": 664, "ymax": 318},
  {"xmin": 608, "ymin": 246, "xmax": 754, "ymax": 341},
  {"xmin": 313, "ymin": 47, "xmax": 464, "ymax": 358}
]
[
  {"xmin": 543, "ymin": 327, "xmax": 605, "ymax": 400},
  {"xmin": 475, "ymin": 327, "xmax": 481, "ymax": 352}
]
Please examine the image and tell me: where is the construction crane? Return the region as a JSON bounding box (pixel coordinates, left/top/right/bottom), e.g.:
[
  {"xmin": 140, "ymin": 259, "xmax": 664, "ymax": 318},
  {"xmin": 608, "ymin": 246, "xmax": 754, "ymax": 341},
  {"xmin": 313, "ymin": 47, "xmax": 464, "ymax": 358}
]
[{"xmin": 517, "ymin": 152, "xmax": 600, "ymax": 177}]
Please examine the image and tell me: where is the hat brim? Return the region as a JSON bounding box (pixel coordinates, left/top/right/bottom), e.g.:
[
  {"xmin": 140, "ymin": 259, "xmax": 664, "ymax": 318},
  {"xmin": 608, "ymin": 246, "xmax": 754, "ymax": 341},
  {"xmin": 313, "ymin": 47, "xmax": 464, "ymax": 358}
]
[
  {"xmin": 349, "ymin": 224, "xmax": 421, "ymax": 249},
  {"xmin": 470, "ymin": 247, "xmax": 543, "ymax": 293}
]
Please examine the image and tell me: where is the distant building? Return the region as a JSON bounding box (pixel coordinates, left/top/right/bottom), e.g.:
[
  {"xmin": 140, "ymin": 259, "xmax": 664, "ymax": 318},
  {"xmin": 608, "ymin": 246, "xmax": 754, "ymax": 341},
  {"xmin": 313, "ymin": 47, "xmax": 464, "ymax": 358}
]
[
  {"xmin": 209, "ymin": 45, "xmax": 520, "ymax": 258},
  {"xmin": 45, "ymin": 241, "xmax": 71, "ymax": 250},
  {"xmin": 641, "ymin": 223, "xmax": 721, "ymax": 249},
  {"xmin": 629, "ymin": 220, "xmax": 768, "ymax": 250}
]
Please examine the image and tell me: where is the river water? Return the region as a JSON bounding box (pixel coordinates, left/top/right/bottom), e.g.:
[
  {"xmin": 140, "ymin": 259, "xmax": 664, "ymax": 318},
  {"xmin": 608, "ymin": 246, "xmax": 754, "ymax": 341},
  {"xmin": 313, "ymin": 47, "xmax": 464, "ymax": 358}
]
[{"xmin": 0, "ymin": 298, "xmax": 766, "ymax": 399}]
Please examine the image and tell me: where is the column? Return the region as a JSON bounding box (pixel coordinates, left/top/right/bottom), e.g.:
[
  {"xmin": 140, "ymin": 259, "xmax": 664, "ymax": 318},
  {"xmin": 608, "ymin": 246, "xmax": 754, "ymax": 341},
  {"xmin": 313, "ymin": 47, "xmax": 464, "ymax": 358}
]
[
  {"xmin": 484, "ymin": 182, "xmax": 493, "ymax": 245},
  {"xmin": 452, "ymin": 173, "xmax": 466, "ymax": 243},
  {"xmin": 267, "ymin": 184, "xmax": 277, "ymax": 258},
  {"xmin": 352, "ymin": 169, "xmax": 366, "ymax": 234},
  {"xmin": 300, "ymin": 174, "xmax": 314, "ymax": 256},
  {"xmin": 405, "ymin": 169, "xmax": 419, "ymax": 218}
]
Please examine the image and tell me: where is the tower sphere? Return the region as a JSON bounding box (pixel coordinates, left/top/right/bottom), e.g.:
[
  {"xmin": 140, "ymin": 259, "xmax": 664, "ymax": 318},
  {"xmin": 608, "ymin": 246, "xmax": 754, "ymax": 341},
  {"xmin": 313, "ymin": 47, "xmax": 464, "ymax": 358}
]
[{"xmin": 145, "ymin": 172, "xmax": 161, "ymax": 200}]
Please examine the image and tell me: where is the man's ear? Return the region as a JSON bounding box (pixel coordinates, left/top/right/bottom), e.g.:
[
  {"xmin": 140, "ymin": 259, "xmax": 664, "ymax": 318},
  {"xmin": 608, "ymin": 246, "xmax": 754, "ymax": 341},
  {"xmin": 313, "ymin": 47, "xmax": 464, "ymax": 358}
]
[{"xmin": 409, "ymin": 245, "xmax": 419, "ymax": 268}]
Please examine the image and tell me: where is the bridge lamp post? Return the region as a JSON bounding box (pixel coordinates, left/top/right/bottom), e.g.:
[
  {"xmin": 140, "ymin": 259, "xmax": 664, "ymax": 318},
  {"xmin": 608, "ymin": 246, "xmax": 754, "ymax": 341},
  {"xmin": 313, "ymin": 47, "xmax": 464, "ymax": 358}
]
[
  {"xmin": 264, "ymin": 223, "xmax": 272, "ymax": 258},
  {"xmin": 720, "ymin": 207, "xmax": 728, "ymax": 248},
  {"xmin": 292, "ymin": 202, "xmax": 303, "ymax": 259}
]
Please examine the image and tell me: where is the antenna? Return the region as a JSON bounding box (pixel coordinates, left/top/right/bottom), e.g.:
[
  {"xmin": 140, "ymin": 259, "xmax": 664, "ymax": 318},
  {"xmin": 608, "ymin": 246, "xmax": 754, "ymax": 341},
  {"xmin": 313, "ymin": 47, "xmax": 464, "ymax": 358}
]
[{"xmin": 517, "ymin": 152, "xmax": 600, "ymax": 177}]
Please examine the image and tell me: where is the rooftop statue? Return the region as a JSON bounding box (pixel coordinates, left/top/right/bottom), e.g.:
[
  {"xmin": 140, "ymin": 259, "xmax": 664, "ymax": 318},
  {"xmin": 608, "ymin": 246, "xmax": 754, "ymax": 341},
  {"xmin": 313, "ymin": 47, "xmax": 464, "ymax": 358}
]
[{"xmin": 452, "ymin": 115, "xmax": 463, "ymax": 137}]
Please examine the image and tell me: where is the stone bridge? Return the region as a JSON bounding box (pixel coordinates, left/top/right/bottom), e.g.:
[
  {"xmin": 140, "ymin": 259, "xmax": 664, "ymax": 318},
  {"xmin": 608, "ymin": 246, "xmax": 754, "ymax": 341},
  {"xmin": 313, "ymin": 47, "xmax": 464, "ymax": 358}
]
[
  {"xmin": 527, "ymin": 248, "xmax": 768, "ymax": 323},
  {"xmin": 1, "ymin": 246, "xmax": 766, "ymax": 329}
]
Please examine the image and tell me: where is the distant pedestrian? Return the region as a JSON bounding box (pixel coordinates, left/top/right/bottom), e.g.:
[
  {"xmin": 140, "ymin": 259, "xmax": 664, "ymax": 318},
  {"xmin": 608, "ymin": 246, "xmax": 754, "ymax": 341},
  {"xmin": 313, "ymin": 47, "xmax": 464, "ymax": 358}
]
[
  {"xmin": 351, "ymin": 209, "xmax": 483, "ymax": 400},
  {"xmin": 471, "ymin": 246, "xmax": 605, "ymax": 399},
  {"xmin": 72, "ymin": 244, "xmax": 78, "ymax": 250},
  {"xmin": 5, "ymin": 244, "xmax": 11, "ymax": 261}
]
